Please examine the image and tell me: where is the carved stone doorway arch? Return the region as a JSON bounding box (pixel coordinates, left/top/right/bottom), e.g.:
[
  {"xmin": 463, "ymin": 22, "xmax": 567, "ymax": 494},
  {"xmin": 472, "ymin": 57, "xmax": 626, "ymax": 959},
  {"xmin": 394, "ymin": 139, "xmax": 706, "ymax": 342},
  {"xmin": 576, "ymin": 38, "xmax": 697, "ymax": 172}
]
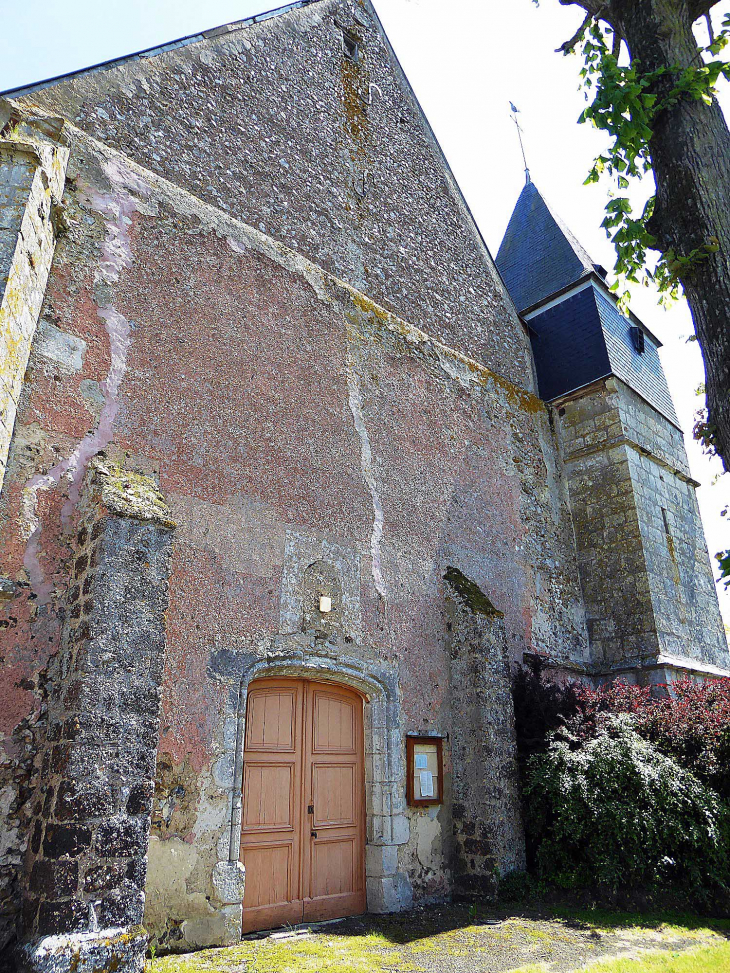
[{"xmin": 214, "ymin": 637, "xmax": 412, "ymax": 929}]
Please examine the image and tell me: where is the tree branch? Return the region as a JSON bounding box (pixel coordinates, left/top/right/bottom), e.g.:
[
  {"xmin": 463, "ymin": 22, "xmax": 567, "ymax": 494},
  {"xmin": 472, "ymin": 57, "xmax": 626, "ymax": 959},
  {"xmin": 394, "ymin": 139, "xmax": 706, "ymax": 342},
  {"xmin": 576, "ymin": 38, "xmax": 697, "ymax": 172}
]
[
  {"xmin": 612, "ymin": 27, "xmax": 621, "ymax": 58},
  {"xmin": 556, "ymin": 1, "xmax": 619, "ymax": 56},
  {"xmin": 556, "ymin": 10, "xmax": 594, "ymax": 53},
  {"xmin": 689, "ymin": 0, "xmax": 722, "ymax": 22},
  {"xmin": 558, "ymin": 0, "xmax": 606, "ymax": 14}
]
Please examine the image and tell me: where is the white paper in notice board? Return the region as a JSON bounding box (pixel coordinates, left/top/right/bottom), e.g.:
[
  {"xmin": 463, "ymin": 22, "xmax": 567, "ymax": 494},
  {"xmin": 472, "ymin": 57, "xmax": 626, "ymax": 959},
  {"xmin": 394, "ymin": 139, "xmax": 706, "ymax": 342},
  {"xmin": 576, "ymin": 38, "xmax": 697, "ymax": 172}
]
[{"xmin": 419, "ymin": 770, "xmax": 434, "ymax": 797}]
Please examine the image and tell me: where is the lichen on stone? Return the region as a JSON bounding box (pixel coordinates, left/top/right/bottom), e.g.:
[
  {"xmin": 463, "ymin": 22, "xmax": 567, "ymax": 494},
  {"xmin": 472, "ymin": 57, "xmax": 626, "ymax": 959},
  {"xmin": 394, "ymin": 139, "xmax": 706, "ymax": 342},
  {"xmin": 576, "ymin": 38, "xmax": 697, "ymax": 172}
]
[
  {"xmin": 92, "ymin": 459, "xmax": 176, "ymax": 528},
  {"xmin": 444, "ymin": 567, "xmax": 504, "ymax": 618}
]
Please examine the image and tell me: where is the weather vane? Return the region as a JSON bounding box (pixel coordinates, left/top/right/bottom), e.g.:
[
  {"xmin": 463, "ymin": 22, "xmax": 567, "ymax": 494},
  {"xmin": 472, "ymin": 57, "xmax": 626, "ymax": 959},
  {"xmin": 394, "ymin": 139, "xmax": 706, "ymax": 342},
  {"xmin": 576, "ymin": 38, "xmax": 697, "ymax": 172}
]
[{"xmin": 509, "ymin": 102, "xmax": 531, "ymax": 184}]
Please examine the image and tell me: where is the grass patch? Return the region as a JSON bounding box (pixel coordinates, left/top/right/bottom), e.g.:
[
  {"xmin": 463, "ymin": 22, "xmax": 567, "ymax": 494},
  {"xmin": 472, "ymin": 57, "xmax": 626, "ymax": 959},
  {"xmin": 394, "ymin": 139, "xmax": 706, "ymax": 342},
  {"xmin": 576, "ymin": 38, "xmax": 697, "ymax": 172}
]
[{"xmin": 581, "ymin": 941, "xmax": 730, "ymax": 972}]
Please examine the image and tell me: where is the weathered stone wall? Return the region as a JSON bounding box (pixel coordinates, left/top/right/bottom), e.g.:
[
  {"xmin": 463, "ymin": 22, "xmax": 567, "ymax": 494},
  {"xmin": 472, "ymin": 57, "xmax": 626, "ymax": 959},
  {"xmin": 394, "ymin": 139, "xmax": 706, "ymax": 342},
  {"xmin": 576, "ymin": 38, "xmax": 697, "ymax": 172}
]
[
  {"xmin": 0, "ymin": 5, "xmax": 724, "ymax": 951},
  {"xmin": 0, "ymin": 121, "xmax": 588, "ymax": 954},
  {"xmin": 0, "ymin": 105, "xmax": 68, "ymax": 494},
  {"xmin": 0, "ymin": 105, "xmax": 70, "ymax": 959},
  {"xmin": 445, "ymin": 568, "xmax": 525, "ymax": 899},
  {"xmin": 621, "ymin": 386, "xmax": 727, "ymax": 667},
  {"xmin": 15, "ymin": 461, "xmax": 173, "ymax": 972},
  {"xmin": 16, "ymin": 0, "xmax": 533, "ymax": 387},
  {"xmin": 556, "ymin": 377, "xmax": 728, "ymax": 674}
]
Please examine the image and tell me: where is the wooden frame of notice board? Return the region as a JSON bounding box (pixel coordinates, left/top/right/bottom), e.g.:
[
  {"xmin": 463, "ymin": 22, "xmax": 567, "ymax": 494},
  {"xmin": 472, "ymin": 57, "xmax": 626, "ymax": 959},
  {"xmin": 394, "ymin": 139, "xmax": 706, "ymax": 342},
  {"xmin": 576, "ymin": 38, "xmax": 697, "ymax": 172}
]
[{"xmin": 406, "ymin": 735, "xmax": 443, "ymax": 807}]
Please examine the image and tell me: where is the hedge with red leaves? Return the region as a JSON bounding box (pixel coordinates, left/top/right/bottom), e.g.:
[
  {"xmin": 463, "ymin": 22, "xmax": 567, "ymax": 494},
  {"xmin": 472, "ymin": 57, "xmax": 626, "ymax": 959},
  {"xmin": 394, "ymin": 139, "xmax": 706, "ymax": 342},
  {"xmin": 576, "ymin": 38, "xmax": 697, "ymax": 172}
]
[
  {"xmin": 512, "ymin": 661, "xmax": 730, "ymax": 898},
  {"xmin": 524, "ymin": 715, "xmax": 730, "ymax": 900},
  {"xmin": 512, "ymin": 658, "xmax": 730, "ymax": 801},
  {"xmin": 565, "ymin": 678, "xmax": 730, "ymax": 802}
]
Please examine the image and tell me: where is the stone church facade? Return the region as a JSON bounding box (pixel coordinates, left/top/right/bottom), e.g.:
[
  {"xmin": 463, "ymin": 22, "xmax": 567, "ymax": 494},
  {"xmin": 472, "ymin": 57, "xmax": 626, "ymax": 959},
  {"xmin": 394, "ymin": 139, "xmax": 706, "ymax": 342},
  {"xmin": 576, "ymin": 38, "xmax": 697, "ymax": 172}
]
[{"xmin": 0, "ymin": 1, "xmax": 725, "ymax": 969}]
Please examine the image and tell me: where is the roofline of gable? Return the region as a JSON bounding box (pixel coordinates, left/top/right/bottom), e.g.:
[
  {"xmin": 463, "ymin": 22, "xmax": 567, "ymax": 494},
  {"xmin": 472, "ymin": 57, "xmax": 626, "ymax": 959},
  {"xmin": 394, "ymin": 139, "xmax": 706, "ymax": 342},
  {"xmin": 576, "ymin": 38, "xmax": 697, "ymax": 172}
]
[
  {"xmin": 0, "ymin": 0, "xmax": 320, "ymax": 98},
  {"xmin": 358, "ymin": 0, "xmax": 529, "ymax": 337},
  {"xmin": 3, "ymin": 0, "xmax": 531, "ymax": 341},
  {"xmin": 520, "ymin": 272, "xmax": 663, "ymax": 348}
]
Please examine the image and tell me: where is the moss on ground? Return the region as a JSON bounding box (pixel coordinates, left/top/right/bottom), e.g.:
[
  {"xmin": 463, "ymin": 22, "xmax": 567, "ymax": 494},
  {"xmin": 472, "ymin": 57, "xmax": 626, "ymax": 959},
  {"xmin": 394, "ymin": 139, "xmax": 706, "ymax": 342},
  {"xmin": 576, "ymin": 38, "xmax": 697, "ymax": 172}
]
[
  {"xmin": 149, "ymin": 934, "xmax": 411, "ymax": 973},
  {"xmin": 147, "ymin": 904, "xmax": 730, "ymax": 973}
]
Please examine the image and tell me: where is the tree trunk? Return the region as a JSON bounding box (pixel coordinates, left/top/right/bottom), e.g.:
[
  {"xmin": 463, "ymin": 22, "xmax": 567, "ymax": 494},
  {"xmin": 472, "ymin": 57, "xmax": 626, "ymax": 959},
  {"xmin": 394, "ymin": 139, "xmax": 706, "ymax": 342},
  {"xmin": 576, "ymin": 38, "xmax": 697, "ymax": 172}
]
[{"xmin": 566, "ymin": 0, "xmax": 730, "ymax": 470}]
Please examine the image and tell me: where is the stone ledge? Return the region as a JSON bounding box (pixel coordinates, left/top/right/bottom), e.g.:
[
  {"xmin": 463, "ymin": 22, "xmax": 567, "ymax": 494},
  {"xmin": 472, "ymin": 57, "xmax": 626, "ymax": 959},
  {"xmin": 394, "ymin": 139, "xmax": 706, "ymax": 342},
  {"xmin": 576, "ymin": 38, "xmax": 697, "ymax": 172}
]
[
  {"xmin": 16, "ymin": 924, "xmax": 147, "ymax": 973},
  {"xmin": 91, "ymin": 459, "xmax": 176, "ymax": 528},
  {"xmin": 655, "ymin": 654, "xmax": 730, "ymax": 679},
  {"xmin": 211, "ymin": 861, "xmax": 245, "ymax": 905},
  {"xmin": 540, "ymin": 652, "xmax": 730, "ymax": 683}
]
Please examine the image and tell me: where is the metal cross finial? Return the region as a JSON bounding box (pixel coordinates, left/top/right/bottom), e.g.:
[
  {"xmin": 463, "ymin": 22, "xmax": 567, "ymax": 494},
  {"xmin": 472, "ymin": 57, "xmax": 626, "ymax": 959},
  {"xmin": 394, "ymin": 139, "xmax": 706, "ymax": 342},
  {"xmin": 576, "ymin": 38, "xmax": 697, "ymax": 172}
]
[{"xmin": 509, "ymin": 102, "xmax": 531, "ymax": 184}]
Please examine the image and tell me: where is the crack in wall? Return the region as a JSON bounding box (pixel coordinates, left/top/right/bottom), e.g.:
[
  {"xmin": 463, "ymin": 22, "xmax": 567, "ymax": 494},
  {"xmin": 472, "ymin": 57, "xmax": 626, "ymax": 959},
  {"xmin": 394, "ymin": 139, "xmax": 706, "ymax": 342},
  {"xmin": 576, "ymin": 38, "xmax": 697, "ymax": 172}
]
[
  {"xmin": 346, "ymin": 348, "xmax": 386, "ymax": 598},
  {"xmin": 21, "ymin": 158, "xmax": 145, "ymax": 602}
]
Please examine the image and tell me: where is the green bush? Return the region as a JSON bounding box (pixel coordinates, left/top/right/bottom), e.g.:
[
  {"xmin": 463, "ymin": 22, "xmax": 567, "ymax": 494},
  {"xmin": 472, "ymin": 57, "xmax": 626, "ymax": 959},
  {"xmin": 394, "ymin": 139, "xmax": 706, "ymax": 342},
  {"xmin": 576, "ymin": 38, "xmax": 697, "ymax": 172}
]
[
  {"xmin": 496, "ymin": 869, "xmax": 548, "ymax": 903},
  {"xmin": 524, "ymin": 715, "xmax": 730, "ymax": 900}
]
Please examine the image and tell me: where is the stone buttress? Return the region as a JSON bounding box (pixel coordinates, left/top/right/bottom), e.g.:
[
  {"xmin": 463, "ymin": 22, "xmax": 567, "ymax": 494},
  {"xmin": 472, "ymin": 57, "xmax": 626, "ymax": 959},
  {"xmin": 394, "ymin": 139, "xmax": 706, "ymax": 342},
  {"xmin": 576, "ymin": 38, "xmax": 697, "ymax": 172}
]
[
  {"xmin": 17, "ymin": 460, "xmax": 174, "ymax": 973},
  {"xmin": 445, "ymin": 568, "xmax": 525, "ymax": 898}
]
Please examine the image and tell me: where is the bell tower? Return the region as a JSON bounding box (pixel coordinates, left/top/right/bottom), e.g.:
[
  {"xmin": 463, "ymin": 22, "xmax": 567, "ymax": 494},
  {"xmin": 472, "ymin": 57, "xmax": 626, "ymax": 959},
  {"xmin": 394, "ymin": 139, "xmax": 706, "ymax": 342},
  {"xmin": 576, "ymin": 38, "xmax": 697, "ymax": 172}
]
[{"xmin": 497, "ymin": 181, "xmax": 729, "ymax": 682}]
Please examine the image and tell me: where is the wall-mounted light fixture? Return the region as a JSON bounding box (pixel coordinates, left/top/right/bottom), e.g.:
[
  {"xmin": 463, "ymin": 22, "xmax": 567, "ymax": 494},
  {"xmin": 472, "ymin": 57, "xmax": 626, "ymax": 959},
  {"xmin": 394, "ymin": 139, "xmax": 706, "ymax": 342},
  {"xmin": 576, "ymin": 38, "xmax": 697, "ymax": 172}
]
[{"xmin": 319, "ymin": 595, "xmax": 332, "ymax": 614}]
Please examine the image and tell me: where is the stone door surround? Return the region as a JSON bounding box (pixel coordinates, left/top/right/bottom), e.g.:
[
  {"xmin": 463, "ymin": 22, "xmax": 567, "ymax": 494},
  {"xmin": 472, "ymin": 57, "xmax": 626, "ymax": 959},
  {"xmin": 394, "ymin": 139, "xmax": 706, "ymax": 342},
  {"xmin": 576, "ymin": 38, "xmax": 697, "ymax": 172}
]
[{"xmin": 219, "ymin": 642, "xmax": 413, "ymax": 920}]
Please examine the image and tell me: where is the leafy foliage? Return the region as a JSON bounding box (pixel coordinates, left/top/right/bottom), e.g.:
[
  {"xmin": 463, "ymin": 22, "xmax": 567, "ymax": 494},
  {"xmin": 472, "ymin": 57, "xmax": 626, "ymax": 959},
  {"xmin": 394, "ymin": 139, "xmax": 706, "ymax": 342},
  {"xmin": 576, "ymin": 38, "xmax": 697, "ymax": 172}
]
[
  {"xmin": 538, "ymin": 3, "xmax": 730, "ymax": 587},
  {"xmin": 717, "ymin": 549, "xmax": 730, "ymax": 590},
  {"xmin": 525, "ymin": 715, "xmax": 730, "ymax": 897},
  {"xmin": 513, "ymin": 664, "xmax": 730, "ymax": 897},
  {"xmin": 567, "ymin": 677, "xmax": 730, "ymax": 802},
  {"xmin": 530, "ymin": 6, "xmax": 725, "ymax": 299},
  {"xmin": 575, "ymin": 16, "xmax": 730, "ymax": 308},
  {"xmin": 513, "ymin": 663, "xmax": 730, "ymax": 802}
]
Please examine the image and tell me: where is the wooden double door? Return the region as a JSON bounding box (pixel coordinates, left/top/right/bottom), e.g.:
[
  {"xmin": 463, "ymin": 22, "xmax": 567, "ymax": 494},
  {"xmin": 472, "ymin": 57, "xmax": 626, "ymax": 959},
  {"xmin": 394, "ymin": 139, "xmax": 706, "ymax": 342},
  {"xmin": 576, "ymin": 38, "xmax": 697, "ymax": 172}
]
[{"xmin": 240, "ymin": 677, "xmax": 366, "ymax": 933}]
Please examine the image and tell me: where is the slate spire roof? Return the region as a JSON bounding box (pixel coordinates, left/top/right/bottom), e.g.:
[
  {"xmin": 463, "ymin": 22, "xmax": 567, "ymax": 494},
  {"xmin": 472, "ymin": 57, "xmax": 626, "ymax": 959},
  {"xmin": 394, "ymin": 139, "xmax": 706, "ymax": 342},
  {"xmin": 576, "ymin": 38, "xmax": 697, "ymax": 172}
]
[
  {"xmin": 496, "ymin": 179, "xmax": 679, "ymax": 427},
  {"xmin": 496, "ymin": 180, "xmax": 596, "ymax": 313}
]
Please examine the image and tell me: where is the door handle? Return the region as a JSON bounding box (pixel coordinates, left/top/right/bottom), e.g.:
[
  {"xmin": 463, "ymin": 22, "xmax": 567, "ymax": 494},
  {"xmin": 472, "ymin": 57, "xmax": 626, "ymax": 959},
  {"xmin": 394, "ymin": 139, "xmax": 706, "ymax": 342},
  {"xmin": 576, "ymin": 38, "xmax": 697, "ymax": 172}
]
[
  {"xmin": 308, "ymin": 804, "xmax": 314, "ymax": 815},
  {"xmin": 311, "ymin": 830, "xmax": 317, "ymax": 838}
]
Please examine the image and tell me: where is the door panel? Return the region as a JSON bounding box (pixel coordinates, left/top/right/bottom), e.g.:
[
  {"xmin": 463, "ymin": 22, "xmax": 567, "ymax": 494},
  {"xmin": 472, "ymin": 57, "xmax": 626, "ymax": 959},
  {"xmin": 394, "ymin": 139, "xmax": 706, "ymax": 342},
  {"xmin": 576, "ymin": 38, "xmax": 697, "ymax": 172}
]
[
  {"xmin": 245, "ymin": 688, "xmax": 296, "ymax": 751},
  {"xmin": 240, "ymin": 681, "xmax": 303, "ymax": 933},
  {"xmin": 312, "ymin": 693, "xmax": 356, "ymax": 752},
  {"xmin": 302, "ymin": 685, "xmax": 366, "ymax": 923},
  {"xmin": 242, "ymin": 763, "xmax": 295, "ymax": 831},
  {"xmin": 312, "ymin": 764, "xmax": 356, "ymax": 827},
  {"xmin": 240, "ymin": 678, "xmax": 365, "ymax": 933},
  {"xmin": 310, "ymin": 837, "xmax": 356, "ymax": 897},
  {"xmin": 242, "ymin": 842, "xmax": 293, "ymax": 907}
]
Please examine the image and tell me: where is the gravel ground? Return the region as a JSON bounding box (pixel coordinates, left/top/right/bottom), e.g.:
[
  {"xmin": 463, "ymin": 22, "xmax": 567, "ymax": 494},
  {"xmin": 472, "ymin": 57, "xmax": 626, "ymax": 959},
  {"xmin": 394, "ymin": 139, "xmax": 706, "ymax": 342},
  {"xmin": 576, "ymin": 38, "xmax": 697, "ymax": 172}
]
[
  {"xmin": 326, "ymin": 904, "xmax": 726, "ymax": 972},
  {"xmin": 149, "ymin": 902, "xmax": 730, "ymax": 973}
]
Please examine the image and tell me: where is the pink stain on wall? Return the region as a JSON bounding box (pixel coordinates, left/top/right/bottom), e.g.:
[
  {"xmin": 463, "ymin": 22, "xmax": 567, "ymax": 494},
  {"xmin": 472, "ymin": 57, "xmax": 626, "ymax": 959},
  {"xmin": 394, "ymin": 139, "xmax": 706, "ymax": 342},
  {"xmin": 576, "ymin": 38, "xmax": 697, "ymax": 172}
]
[{"xmin": 21, "ymin": 161, "xmax": 144, "ymax": 602}]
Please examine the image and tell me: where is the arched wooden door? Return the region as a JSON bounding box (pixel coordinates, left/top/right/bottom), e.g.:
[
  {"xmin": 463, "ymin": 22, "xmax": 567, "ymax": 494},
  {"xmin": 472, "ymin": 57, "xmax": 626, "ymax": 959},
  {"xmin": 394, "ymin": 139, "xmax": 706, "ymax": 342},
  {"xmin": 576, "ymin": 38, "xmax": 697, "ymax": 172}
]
[{"xmin": 240, "ymin": 677, "xmax": 366, "ymax": 933}]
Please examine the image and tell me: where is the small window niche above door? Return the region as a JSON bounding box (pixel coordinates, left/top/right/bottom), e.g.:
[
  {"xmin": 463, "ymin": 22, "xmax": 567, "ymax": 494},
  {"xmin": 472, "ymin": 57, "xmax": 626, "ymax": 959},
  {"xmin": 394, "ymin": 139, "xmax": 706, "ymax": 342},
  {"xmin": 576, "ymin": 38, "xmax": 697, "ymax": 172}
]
[{"xmin": 406, "ymin": 736, "xmax": 443, "ymax": 807}]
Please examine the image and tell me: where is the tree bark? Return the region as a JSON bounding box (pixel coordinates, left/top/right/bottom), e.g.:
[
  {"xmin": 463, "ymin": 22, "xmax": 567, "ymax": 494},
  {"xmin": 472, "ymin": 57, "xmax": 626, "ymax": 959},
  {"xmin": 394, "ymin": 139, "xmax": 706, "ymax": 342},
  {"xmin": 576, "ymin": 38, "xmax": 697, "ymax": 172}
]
[{"xmin": 562, "ymin": 0, "xmax": 730, "ymax": 470}]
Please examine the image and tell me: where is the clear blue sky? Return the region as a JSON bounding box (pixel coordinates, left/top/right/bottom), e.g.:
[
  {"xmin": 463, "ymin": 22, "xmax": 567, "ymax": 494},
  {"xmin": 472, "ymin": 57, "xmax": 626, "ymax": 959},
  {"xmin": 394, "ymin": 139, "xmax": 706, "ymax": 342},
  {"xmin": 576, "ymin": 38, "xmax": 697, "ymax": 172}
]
[{"xmin": 2, "ymin": 0, "xmax": 729, "ymax": 621}]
